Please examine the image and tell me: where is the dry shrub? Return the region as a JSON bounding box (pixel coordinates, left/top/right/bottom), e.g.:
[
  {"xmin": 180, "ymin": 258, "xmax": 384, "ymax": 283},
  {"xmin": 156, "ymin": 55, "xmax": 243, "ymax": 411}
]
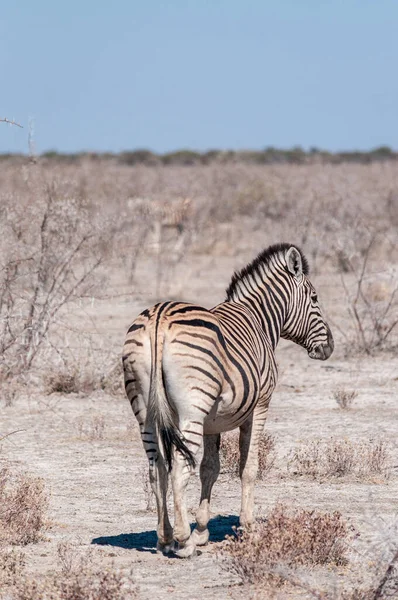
[
  {"xmin": 1, "ymin": 159, "xmax": 398, "ymax": 388},
  {"xmin": 45, "ymin": 369, "xmax": 101, "ymax": 395},
  {"xmin": 333, "ymin": 388, "xmax": 358, "ymax": 410},
  {"xmin": 10, "ymin": 568, "xmax": 138, "ymax": 600},
  {"xmin": 0, "ymin": 549, "xmax": 26, "ymax": 587},
  {"xmin": 220, "ymin": 431, "xmax": 276, "ymax": 479},
  {"xmin": 56, "ymin": 540, "xmax": 92, "ymax": 576},
  {"xmin": 221, "ymin": 504, "xmax": 350, "ymax": 586},
  {"xmin": 219, "ymin": 432, "xmax": 240, "ymax": 475},
  {"xmin": 338, "ymin": 235, "xmax": 398, "ymax": 354},
  {"xmin": 45, "ymin": 351, "xmax": 121, "ymax": 397},
  {"xmin": 289, "ymin": 438, "xmax": 390, "ymax": 480},
  {"xmin": 0, "ymin": 466, "xmax": 48, "ymax": 545},
  {"xmin": 46, "ymin": 370, "xmax": 82, "ymax": 394},
  {"xmin": 0, "ymin": 540, "xmax": 138, "ymax": 600},
  {"xmin": 74, "ymin": 415, "xmax": 106, "ymax": 441},
  {"xmin": 99, "ymin": 360, "xmax": 124, "ymax": 396},
  {"xmin": 0, "ymin": 179, "xmax": 105, "ymax": 379}
]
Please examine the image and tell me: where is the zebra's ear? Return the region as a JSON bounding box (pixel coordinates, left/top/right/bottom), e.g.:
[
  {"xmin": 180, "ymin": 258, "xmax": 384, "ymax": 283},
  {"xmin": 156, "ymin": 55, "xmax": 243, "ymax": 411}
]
[{"xmin": 286, "ymin": 247, "xmax": 303, "ymax": 278}]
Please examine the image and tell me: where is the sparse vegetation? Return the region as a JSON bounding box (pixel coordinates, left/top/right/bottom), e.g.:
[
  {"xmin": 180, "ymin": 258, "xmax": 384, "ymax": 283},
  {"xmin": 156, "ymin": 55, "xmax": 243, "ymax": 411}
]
[
  {"xmin": 221, "ymin": 504, "xmax": 351, "ymax": 587},
  {"xmin": 0, "ymin": 549, "xmax": 26, "ymax": 588},
  {"xmin": 0, "ymin": 466, "xmax": 48, "ymax": 545},
  {"xmin": 338, "ymin": 235, "xmax": 398, "ymax": 354},
  {"xmin": 220, "ymin": 431, "xmax": 276, "ymax": 479},
  {"xmin": 74, "ymin": 415, "xmax": 106, "ymax": 441},
  {"xmin": 0, "ymin": 537, "xmax": 138, "ymax": 600},
  {"xmin": 3, "ymin": 146, "xmax": 398, "ymax": 165},
  {"xmin": 333, "ymin": 388, "xmax": 358, "ymax": 410},
  {"xmin": 289, "ymin": 438, "xmax": 390, "ymax": 480},
  {"xmin": 1, "ymin": 157, "xmax": 397, "ymax": 598}
]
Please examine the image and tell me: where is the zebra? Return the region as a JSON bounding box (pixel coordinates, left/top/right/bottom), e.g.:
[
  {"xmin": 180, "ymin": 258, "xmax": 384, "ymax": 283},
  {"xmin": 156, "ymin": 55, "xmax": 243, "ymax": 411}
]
[{"xmin": 123, "ymin": 243, "xmax": 334, "ymax": 558}]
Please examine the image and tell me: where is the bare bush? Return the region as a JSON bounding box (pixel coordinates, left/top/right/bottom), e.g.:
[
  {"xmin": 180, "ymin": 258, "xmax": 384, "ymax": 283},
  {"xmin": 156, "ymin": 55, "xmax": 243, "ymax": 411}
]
[
  {"xmin": 333, "ymin": 388, "xmax": 358, "ymax": 410},
  {"xmin": 289, "ymin": 438, "xmax": 390, "ymax": 480},
  {"xmin": 0, "ymin": 466, "xmax": 48, "ymax": 545},
  {"xmin": 0, "ymin": 180, "xmax": 104, "ymax": 379},
  {"xmin": 56, "ymin": 540, "xmax": 92, "ymax": 576},
  {"xmin": 339, "ymin": 236, "xmax": 398, "ymax": 354},
  {"xmin": 220, "ymin": 431, "xmax": 276, "ymax": 479},
  {"xmin": 221, "ymin": 504, "xmax": 350, "ymax": 587}
]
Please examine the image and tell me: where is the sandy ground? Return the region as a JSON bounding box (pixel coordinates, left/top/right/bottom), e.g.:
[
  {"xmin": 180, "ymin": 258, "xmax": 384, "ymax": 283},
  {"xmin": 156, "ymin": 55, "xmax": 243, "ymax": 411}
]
[{"xmin": 1, "ymin": 255, "xmax": 398, "ymax": 599}]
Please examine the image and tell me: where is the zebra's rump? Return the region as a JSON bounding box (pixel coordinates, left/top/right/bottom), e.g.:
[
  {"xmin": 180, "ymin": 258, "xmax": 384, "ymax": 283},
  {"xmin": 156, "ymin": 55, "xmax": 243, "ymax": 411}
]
[{"xmin": 123, "ymin": 300, "xmax": 277, "ymax": 435}]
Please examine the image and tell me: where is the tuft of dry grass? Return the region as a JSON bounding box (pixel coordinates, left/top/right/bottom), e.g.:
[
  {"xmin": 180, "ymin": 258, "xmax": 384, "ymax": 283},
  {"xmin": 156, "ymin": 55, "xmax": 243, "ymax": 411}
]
[
  {"xmin": 333, "ymin": 388, "xmax": 358, "ymax": 410},
  {"xmin": 0, "ymin": 466, "xmax": 48, "ymax": 545},
  {"xmin": 46, "ymin": 367, "xmax": 106, "ymax": 396},
  {"xmin": 1, "ymin": 380, "xmax": 19, "ymax": 407},
  {"xmin": 74, "ymin": 415, "xmax": 106, "ymax": 441},
  {"xmin": 220, "ymin": 431, "xmax": 276, "ymax": 479},
  {"xmin": 289, "ymin": 437, "xmax": 390, "ymax": 480},
  {"xmin": 221, "ymin": 504, "xmax": 351, "ymax": 587},
  {"xmin": 46, "ymin": 371, "xmax": 82, "ymax": 394}
]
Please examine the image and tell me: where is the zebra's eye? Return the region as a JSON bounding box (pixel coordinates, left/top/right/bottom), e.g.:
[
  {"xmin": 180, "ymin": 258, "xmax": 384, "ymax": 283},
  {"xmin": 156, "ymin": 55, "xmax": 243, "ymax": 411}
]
[{"xmin": 311, "ymin": 294, "xmax": 318, "ymax": 303}]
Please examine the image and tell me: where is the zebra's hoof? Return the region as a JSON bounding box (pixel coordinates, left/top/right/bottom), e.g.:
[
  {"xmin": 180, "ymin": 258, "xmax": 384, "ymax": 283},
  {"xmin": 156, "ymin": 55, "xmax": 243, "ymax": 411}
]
[
  {"xmin": 190, "ymin": 527, "xmax": 209, "ymax": 546},
  {"xmin": 173, "ymin": 538, "xmax": 197, "ymax": 559},
  {"xmin": 156, "ymin": 540, "xmax": 174, "ymax": 555}
]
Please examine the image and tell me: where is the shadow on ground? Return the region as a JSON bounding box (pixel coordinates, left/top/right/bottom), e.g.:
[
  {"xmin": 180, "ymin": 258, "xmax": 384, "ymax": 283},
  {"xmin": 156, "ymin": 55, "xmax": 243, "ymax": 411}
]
[{"xmin": 92, "ymin": 514, "xmax": 239, "ymax": 553}]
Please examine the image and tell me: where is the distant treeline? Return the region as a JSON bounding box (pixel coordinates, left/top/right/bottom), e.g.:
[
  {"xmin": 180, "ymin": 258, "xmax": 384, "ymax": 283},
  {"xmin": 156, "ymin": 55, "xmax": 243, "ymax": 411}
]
[{"xmin": 1, "ymin": 146, "xmax": 397, "ymax": 165}]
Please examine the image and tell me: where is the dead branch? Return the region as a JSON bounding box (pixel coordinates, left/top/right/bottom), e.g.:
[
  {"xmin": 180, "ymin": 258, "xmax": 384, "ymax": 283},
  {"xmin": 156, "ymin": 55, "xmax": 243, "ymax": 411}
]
[
  {"xmin": 0, "ymin": 429, "xmax": 26, "ymax": 443},
  {"xmin": 0, "ymin": 117, "xmax": 23, "ymax": 128}
]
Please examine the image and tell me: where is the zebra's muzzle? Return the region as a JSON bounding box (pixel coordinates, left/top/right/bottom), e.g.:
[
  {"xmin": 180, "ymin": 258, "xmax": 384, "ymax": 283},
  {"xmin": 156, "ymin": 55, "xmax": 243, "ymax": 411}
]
[{"xmin": 308, "ymin": 329, "xmax": 334, "ymax": 361}]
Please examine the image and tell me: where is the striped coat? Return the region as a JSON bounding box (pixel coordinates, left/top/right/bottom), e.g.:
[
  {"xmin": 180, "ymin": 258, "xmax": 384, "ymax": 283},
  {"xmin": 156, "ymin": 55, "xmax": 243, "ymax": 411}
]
[{"xmin": 123, "ymin": 243, "xmax": 333, "ymax": 557}]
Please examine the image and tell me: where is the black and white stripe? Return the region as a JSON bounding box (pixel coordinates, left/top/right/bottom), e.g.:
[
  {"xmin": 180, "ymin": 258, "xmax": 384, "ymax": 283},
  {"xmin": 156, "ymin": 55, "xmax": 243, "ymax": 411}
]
[{"xmin": 123, "ymin": 242, "xmax": 334, "ymax": 556}]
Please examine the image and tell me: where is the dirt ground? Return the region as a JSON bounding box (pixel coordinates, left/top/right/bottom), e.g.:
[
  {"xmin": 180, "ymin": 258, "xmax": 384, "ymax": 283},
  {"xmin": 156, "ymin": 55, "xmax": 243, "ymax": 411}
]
[{"xmin": 2, "ymin": 248, "xmax": 398, "ymax": 599}]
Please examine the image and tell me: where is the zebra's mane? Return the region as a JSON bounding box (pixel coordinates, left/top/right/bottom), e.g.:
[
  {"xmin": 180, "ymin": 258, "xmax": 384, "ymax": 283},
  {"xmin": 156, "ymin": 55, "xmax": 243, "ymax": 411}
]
[{"xmin": 226, "ymin": 243, "xmax": 309, "ymax": 300}]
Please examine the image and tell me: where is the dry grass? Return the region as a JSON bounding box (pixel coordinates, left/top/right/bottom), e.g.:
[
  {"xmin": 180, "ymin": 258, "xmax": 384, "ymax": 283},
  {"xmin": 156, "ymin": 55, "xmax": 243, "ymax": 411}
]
[
  {"xmin": 0, "ymin": 466, "xmax": 48, "ymax": 545},
  {"xmin": 220, "ymin": 431, "xmax": 276, "ymax": 479},
  {"xmin": 289, "ymin": 438, "xmax": 390, "ymax": 480},
  {"xmin": 74, "ymin": 415, "xmax": 106, "ymax": 441},
  {"xmin": 1, "ymin": 159, "xmax": 397, "ymax": 386},
  {"xmin": 333, "ymin": 388, "xmax": 358, "ymax": 410},
  {"xmin": 221, "ymin": 504, "xmax": 351, "ymax": 587},
  {"xmin": 1, "ymin": 380, "xmax": 19, "ymax": 407},
  {"xmin": 4, "ymin": 567, "xmax": 138, "ymax": 600},
  {"xmin": 0, "ymin": 540, "xmax": 139, "ymax": 600},
  {"xmin": 0, "ymin": 549, "xmax": 26, "ymax": 588}
]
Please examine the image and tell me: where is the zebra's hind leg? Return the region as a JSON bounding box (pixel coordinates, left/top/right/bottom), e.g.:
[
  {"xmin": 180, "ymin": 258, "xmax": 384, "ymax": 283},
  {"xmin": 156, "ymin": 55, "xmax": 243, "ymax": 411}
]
[
  {"xmin": 148, "ymin": 454, "xmax": 173, "ymax": 553},
  {"xmin": 239, "ymin": 407, "xmax": 268, "ymax": 529},
  {"xmin": 170, "ymin": 431, "xmax": 204, "ymax": 558},
  {"xmin": 141, "ymin": 424, "xmax": 173, "ymax": 553},
  {"xmin": 191, "ymin": 434, "xmax": 220, "ymax": 547}
]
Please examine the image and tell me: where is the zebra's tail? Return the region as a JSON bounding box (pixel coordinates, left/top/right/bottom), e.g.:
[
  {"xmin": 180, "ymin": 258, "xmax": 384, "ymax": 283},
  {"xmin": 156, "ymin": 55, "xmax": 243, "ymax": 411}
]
[{"xmin": 148, "ymin": 314, "xmax": 196, "ymax": 472}]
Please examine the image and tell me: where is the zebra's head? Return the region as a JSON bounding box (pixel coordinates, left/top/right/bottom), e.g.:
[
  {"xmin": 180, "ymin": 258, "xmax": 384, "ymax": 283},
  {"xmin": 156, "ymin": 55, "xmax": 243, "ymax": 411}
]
[{"xmin": 281, "ymin": 246, "xmax": 334, "ymax": 360}]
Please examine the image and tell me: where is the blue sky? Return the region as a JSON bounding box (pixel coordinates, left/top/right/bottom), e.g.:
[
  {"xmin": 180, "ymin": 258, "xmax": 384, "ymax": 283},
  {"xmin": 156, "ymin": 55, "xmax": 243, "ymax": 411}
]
[{"xmin": 1, "ymin": 1, "xmax": 397, "ymax": 154}]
